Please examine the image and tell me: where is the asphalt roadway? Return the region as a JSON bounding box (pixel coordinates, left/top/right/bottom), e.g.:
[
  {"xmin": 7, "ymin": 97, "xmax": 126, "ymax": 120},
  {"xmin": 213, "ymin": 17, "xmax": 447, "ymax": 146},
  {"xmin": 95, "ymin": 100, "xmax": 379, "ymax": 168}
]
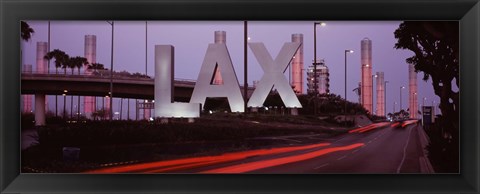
[{"xmin": 88, "ymin": 121, "xmax": 431, "ymax": 174}]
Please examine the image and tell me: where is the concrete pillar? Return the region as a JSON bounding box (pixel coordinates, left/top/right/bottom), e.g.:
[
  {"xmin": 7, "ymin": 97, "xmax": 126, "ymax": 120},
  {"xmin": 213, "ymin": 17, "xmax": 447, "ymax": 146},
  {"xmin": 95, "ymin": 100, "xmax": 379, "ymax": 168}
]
[
  {"xmin": 291, "ymin": 108, "xmax": 298, "ymax": 116},
  {"xmin": 36, "ymin": 42, "xmax": 48, "ymax": 111},
  {"xmin": 35, "ymin": 95, "xmax": 46, "ymax": 126}
]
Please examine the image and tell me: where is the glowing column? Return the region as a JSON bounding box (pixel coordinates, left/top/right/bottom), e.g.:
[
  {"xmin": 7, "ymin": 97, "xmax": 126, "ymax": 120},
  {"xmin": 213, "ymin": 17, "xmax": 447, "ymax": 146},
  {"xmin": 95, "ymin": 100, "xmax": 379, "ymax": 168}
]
[
  {"xmin": 376, "ymin": 72, "xmax": 385, "ymax": 116},
  {"xmin": 291, "ymin": 34, "xmax": 304, "ymax": 94},
  {"xmin": 361, "ymin": 38, "xmax": 373, "ymax": 114},
  {"xmin": 212, "ymin": 31, "xmax": 226, "ymax": 85},
  {"xmin": 408, "ymin": 64, "xmax": 418, "ymax": 118},
  {"xmin": 36, "ymin": 42, "xmax": 48, "ymax": 73},
  {"xmin": 84, "ymin": 35, "xmax": 97, "ymax": 73},
  {"xmin": 22, "ymin": 64, "xmax": 33, "ymax": 113},
  {"xmin": 144, "ymin": 100, "xmax": 150, "ymax": 120},
  {"xmin": 23, "ymin": 95, "xmax": 33, "ymax": 113},
  {"xmin": 84, "ymin": 35, "xmax": 97, "ymax": 118}
]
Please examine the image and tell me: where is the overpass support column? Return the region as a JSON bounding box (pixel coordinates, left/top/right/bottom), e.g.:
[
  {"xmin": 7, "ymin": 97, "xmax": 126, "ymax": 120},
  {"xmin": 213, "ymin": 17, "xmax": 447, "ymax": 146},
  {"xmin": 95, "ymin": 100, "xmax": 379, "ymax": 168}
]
[
  {"xmin": 35, "ymin": 94, "xmax": 46, "ymax": 126},
  {"xmin": 290, "ymin": 108, "xmax": 298, "ymax": 116}
]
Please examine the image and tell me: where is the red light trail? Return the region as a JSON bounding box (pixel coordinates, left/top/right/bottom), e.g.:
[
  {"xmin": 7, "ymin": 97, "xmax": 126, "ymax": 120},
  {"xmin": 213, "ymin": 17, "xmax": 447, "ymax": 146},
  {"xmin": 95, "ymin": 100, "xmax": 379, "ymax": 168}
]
[
  {"xmin": 349, "ymin": 122, "xmax": 390, "ymax": 133},
  {"xmin": 202, "ymin": 143, "xmax": 364, "ymax": 173},
  {"xmin": 86, "ymin": 142, "xmax": 330, "ymax": 173}
]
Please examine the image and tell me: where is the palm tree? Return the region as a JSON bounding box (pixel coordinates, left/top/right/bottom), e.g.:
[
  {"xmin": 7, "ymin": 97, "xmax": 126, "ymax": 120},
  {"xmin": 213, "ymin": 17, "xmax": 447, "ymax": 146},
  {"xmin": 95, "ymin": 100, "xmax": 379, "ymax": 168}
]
[
  {"xmin": 21, "ymin": 21, "xmax": 34, "ymax": 41},
  {"xmin": 44, "ymin": 49, "xmax": 69, "ymax": 74},
  {"xmin": 44, "ymin": 49, "xmax": 69, "ymax": 119},
  {"xmin": 68, "ymin": 56, "xmax": 88, "ymax": 120},
  {"xmin": 87, "ymin": 63, "xmax": 105, "ymax": 74},
  {"xmin": 69, "ymin": 56, "xmax": 89, "ymax": 75}
]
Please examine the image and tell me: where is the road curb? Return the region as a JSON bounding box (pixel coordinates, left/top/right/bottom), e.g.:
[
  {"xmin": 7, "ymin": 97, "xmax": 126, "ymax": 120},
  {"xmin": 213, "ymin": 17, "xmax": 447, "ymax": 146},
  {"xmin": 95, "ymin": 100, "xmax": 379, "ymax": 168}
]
[{"xmin": 416, "ymin": 124, "xmax": 435, "ymax": 173}]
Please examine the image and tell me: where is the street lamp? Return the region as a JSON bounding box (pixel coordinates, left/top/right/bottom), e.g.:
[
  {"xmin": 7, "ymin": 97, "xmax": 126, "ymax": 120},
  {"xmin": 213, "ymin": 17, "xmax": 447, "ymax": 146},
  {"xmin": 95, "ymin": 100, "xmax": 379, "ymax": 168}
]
[
  {"xmin": 62, "ymin": 90, "xmax": 68, "ymax": 119},
  {"xmin": 394, "ymin": 101, "xmax": 397, "ymax": 113},
  {"xmin": 384, "ymin": 81, "xmax": 389, "ymax": 115},
  {"xmin": 244, "ymin": 20, "xmax": 248, "ymax": 113},
  {"xmin": 399, "ymin": 86, "xmax": 405, "ymax": 111},
  {"xmin": 145, "ymin": 21, "xmax": 148, "ymax": 76},
  {"xmin": 313, "ymin": 22, "xmax": 326, "ymax": 115},
  {"xmin": 344, "ymin": 49, "xmax": 354, "ymax": 123},
  {"xmin": 107, "ymin": 21, "xmax": 114, "ymax": 121},
  {"xmin": 372, "ymin": 74, "xmax": 377, "ymax": 115}
]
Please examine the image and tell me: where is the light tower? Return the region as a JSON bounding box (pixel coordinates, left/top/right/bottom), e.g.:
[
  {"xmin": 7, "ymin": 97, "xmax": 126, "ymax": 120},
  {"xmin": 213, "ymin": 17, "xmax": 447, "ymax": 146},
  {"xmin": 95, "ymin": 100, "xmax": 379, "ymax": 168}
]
[
  {"xmin": 376, "ymin": 72, "xmax": 385, "ymax": 116},
  {"xmin": 361, "ymin": 38, "xmax": 373, "ymax": 114},
  {"xmin": 291, "ymin": 33, "xmax": 304, "ymax": 94},
  {"xmin": 408, "ymin": 63, "xmax": 418, "ymax": 118},
  {"xmin": 212, "ymin": 31, "xmax": 226, "ymax": 85},
  {"xmin": 22, "ymin": 64, "xmax": 33, "ymax": 113},
  {"xmin": 84, "ymin": 35, "xmax": 97, "ymax": 118}
]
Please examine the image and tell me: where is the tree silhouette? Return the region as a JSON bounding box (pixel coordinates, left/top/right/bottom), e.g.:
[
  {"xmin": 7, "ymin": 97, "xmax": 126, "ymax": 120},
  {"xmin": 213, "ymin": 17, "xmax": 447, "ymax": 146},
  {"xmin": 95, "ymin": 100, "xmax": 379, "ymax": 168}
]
[
  {"xmin": 88, "ymin": 63, "xmax": 105, "ymax": 73},
  {"xmin": 21, "ymin": 21, "xmax": 34, "ymax": 41},
  {"xmin": 394, "ymin": 21, "xmax": 458, "ymax": 172},
  {"xmin": 44, "ymin": 49, "xmax": 69, "ymax": 74},
  {"xmin": 394, "ymin": 21, "xmax": 458, "ymax": 134},
  {"xmin": 69, "ymin": 56, "xmax": 89, "ymax": 75}
]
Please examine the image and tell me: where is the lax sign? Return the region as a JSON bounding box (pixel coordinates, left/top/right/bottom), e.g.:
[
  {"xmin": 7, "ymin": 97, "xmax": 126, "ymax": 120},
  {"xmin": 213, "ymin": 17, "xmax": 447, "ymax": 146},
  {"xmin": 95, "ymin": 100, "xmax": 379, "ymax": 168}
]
[{"xmin": 154, "ymin": 41, "xmax": 302, "ymax": 118}]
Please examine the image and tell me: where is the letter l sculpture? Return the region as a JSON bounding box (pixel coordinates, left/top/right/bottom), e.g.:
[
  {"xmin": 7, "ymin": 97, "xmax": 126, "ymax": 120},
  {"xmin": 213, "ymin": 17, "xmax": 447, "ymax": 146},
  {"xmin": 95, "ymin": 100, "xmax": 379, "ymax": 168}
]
[{"xmin": 155, "ymin": 45, "xmax": 200, "ymax": 118}]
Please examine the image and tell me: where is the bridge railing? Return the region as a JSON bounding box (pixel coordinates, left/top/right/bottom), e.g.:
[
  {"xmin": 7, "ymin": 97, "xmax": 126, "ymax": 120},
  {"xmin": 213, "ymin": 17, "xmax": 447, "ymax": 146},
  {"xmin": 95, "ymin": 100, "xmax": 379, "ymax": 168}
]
[{"xmin": 21, "ymin": 70, "xmax": 199, "ymax": 84}]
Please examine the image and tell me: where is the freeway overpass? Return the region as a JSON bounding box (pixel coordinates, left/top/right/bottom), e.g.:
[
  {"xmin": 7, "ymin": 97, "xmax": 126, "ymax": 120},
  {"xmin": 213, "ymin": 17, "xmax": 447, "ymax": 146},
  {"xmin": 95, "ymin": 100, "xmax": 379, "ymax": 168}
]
[{"xmin": 21, "ymin": 73, "xmax": 254, "ymax": 101}]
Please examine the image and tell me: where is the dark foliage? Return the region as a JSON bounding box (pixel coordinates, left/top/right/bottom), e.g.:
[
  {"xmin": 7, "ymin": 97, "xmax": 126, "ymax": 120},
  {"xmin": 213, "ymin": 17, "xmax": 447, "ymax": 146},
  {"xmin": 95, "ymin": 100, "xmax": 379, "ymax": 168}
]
[
  {"xmin": 21, "ymin": 21, "xmax": 34, "ymax": 41},
  {"xmin": 425, "ymin": 116, "xmax": 459, "ymax": 173}
]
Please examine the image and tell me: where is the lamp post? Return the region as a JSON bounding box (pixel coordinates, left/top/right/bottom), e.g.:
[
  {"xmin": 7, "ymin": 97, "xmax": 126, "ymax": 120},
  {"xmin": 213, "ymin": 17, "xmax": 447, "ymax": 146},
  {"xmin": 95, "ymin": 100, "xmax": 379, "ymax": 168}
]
[
  {"xmin": 344, "ymin": 49, "xmax": 354, "ymax": 123},
  {"xmin": 144, "ymin": 21, "xmax": 151, "ymax": 119},
  {"xmin": 107, "ymin": 21, "xmax": 114, "ymax": 121},
  {"xmin": 244, "ymin": 20, "xmax": 248, "ymax": 113},
  {"xmin": 384, "ymin": 81, "xmax": 389, "ymax": 115},
  {"xmin": 63, "ymin": 90, "xmax": 67, "ymax": 119},
  {"xmin": 399, "ymin": 86, "xmax": 405, "ymax": 111},
  {"xmin": 394, "ymin": 101, "xmax": 397, "ymax": 113},
  {"xmin": 313, "ymin": 22, "xmax": 325, "ymax": 115},
  {"xmin": 145, "ymin": 21, "xmax": 148, "ymax": 76},
  {"xmin": 372, "ymin": 74, "xmax": 377, "ymax": 115}
]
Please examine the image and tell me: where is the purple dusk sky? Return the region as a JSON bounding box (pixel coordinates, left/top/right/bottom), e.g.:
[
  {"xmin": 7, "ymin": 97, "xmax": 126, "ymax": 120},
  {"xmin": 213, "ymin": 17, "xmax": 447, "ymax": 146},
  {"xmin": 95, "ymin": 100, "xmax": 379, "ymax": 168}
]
[{"xmin": 22, "ymin": 21, "xmax": 445, "ymax": 115}]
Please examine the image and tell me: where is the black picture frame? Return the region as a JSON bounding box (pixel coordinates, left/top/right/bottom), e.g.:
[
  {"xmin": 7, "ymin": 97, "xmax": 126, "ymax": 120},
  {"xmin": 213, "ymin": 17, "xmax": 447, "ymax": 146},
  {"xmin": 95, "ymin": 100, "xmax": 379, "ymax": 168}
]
[{"xmin": 1, "ymin": 0, "xmax": 478, "ymax": 193}]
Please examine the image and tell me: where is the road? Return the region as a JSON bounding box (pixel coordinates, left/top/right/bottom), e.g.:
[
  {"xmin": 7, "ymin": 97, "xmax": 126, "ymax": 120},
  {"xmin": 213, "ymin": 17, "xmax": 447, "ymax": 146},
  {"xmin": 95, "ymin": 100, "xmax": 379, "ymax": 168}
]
[{"xmin": 88, "ymin": 120, "xmax": 433, "ymax": 174}]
